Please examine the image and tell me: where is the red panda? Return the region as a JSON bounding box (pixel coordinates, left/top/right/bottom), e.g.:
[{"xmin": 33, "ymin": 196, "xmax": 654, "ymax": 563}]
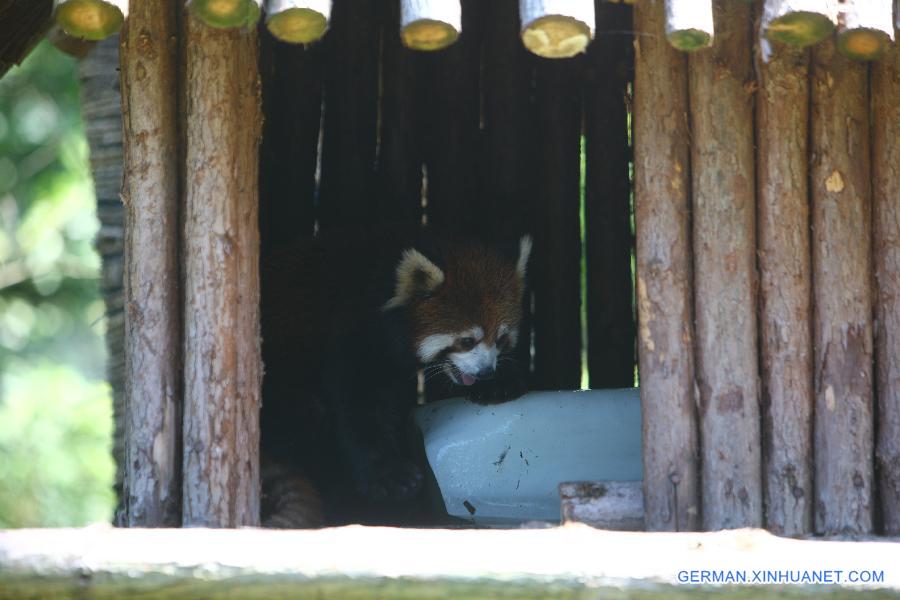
[{"xmin": 260, "ymin": 225, "xmax": 531, "ymax": 525}]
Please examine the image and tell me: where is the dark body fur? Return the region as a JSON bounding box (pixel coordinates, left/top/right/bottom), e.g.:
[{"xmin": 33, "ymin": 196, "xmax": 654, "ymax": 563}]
[{"xmin": 260, "ymin": 225, "xmax": 527, "ymax": 525}]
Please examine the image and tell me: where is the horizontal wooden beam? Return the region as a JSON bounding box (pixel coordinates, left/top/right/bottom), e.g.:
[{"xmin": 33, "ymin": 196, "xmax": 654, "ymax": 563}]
[{"xmin": 1, "ymin": 527, "xmax": 899, "ymax": 597}]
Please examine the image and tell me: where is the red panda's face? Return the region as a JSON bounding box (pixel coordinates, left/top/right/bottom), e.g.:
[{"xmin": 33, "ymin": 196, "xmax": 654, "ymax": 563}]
[{"xmin": 384, "ymin": 236, "xmax": 531, "ymax": 386}]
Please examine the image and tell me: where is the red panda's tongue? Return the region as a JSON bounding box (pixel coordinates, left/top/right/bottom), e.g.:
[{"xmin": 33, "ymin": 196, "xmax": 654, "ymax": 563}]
[{"xmin": 460, "ymin": 373, "xmax": 476, "ymax": 386}]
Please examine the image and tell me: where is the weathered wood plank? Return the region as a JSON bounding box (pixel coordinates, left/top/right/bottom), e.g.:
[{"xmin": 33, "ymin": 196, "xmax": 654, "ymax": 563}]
[
  {"xmin": 585, "ymin": 0, "xmax": 635, "ymax": 389},
  {"xmin": 689, "ymin": 0, "xmax": 761, "ymax": 531},
  {"xmin": 755, "ymin": 39, "xmax": 813, "ymax": 537},
  {"xmin": 375, "ymin": 0, "xmax": 423, "ymax": 226},
  {"xmin": 316, "ymin": 0, "xmax": 380, "ymax": 230},
  {"xmin": 416, "ymin": 0, "xmax": 483, "ymax": 235},
  {"xmin": 78, "ymin": 35, "xmax": 125, "ymax": 524},
  {"xmin": 181, "ymin": 16, "xmax": 262, "ymax": 528},
  {"xmin": 258, "ymin": 25, "xmax": 321, "ymax": 250},
  {"xmin": 529, "ymin": 56, "xmax": 582, "ymax": 391},
  {"xmin": 872, "ymin": 42, "xmax": 900, "ymax": 535},
  {"xmin": 481, "ymin": 0, "xmax": 537, "ymax": 378},
  {"xmin": 119, "ymin": 0, "xmax": 181, "ymax": 528},
  {"xmin": 559, "ymin": 481, "xmax": 644, "ymax": 530},
  {"xmin": 810, "ymin": 37, "xmax": 874, "ymax": 535},
  {"xmin": 633, "ymin": 0, "xmax": 699, "ymax": 532},
  {"xmin": 1, "ymin": 527, "xmax": 899, "ymax": 598}
]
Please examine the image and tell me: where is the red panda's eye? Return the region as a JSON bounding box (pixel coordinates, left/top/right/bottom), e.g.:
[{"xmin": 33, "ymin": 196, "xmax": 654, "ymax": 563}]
[{"xmin": 459, "ymin": 337, "xmax": 476, "ymax": 351}]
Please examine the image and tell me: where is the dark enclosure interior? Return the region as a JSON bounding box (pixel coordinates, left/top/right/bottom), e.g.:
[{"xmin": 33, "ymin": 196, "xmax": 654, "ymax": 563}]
[{"xmin": 258, "ymin": 0, "xmax": 636, "ymax": 392}]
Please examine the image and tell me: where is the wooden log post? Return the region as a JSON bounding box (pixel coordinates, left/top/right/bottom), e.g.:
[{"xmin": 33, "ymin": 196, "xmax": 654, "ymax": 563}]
[
  {"xmin": 316, "ymin": 0, "xmax": 380, "ymax": 230},
  {"xmin": 633, "ymin": 0, "xmax": 699, "ymax": 531},
  {"xmin": 400, "ymin": 0, "xmax": 461, "ymax": 51},
  {"xmin": 181, "ymin": 14, "xmax": 263, "ymax": 528},
  {"xmin": 78, "ymin": 36, "xmax": 126, "ymax": 524},
  {"xmin": 559, "ymin": 481, "xmax": 644, "ymax": 531},
  {"xmin": 529, "ymin": 58, "xmax": 582, "ymax": 391},
  {"xmin": 119, "ymin": 0, "xmax": 182, "ymax": 527},
  {"xmin": 519, "ymin": 0, "xmax": 594, "ymax": 58},
  {"xmin": 755, "ymin": 40, "xmax": 813, "ymax": 536},
  {"xmin": 689, "ymin": 0, "xmax": 761, "ymax": 531},
  {"xmin": 810, "ymin": 38, "xmax": 874, "ymax": 535},
  {"xmin": 54, "ymin": 0, "xmax": 126, "ymax": 40},
  {"xmin": 836, "ymin": 0, "xmax": 895, "ymax": 61},
  {"xmin": 873, "ymin": 42, "xmax": 900, "ymax": 535},
  {"xmin": 664, "ymin": 0, "xmax": 713, "ymax": 51},
  {"xmin": 375, "ymin": 0, "xmax": 423, "ymax": 225},
  {"xmin": 265, "ymin": 0, "xmax": 331, "ymax": 44},
  {"xmin": 761, "ymin": 0, "xmax": 836, "ymax": 48},
  {"xmin": 585, "ymin": 1, "xmax": 636, "ymax": 389},
  {"xmin": 186, "ymin": 0, "xmax": 263, "ymax": 29}
]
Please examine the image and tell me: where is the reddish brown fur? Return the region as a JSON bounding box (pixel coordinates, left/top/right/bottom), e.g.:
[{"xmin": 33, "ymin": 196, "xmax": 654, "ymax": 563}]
[{"xmin": 410, "ymin": 241, "xmax": 524, "ymax": 348}]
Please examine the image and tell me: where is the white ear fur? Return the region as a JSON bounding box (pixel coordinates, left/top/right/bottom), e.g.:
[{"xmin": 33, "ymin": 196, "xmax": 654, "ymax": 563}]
[
  {"xmin": 384, "ymin": 248, "xmax": 445, "ymax": 310},
  {"xmin": 517, "ymin": 235, "xmax": 533, "ymax": 279}
]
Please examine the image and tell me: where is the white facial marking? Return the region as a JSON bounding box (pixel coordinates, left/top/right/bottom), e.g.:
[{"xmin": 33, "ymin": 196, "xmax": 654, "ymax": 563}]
[
  {"xmin": 450, "ymin": 341, "xmax": 498, "ymax": 377},
  {"xmin": 498, "ymin": 323, "xmax": 518, "ymax": 348},
  {"xmin": 417, "ymin": 333, "xmax": 456, "ymax": 362}
]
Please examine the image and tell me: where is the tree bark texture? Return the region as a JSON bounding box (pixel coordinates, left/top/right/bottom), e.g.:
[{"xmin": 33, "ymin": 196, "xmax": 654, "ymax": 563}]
[
  {"xmin": 529, "ymin": 56, "xmax": 583, "ymax": 391},
  {"xmin": 810, "ymin": 38, "xmax": 874, "ymax": 535},
  {"xmin": 118, "ymin": 0, "xmax": 181, "ymax": 528},
  {"xmin": 416, "ymin": 0, "xmax": 483, "ymax": 235},
  {"xmin": 78, "ymin": 35, "xmax": 126, "ymax": 525},
  {"xmin": 316, "ymin": 0, "xmax": 380, "ymax": 230},
  {"xmin": 755, "ymin": 42, "xmax": 813, "ymax": 536},
  {"xmin": 633, "ymin": 0, "xmax": 699, "ymax": 532},
  {"xmin": 481, "ymin": 0, "xmax": 537, "ymax": 376},
  {"xmin": 258, "ymin": 25, "xmax": 320, "ymax": 251},
  {"xmin": 872, "ymin": 42, "xmax": 900, "ymax": 535},
  {"xmin": 375, "ymin": 0, "xmax": 423, "ymax": 226},
  {"xmin": 585, "ymin": 0, "xmax": 635, "ymax": 389},
  {"xmin": 181, "ymin": 17, "xmax": 262, "ymax": 528},
  {"xmin": 689, "ymin": 0, "xmax": 761, "ymax": 531}
]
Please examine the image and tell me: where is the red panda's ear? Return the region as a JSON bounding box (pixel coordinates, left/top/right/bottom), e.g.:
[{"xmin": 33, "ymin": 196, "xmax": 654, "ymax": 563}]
[
  {"xmin": 517, "ymin": 235, "xmax": 533, "ymax": 280},
  {"xmin": 383, "ymin": 248, "xmax": 445, "ymax": 310}
]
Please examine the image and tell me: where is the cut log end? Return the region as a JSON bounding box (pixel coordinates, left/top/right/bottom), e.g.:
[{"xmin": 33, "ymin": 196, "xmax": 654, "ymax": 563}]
[
  {"xmin": 266, "ymin": 8, "xmax": 328, "ymax": 44},
  {"xmin": 521, "ymin": 15, "xmax": 591, "ymax": 59},
  {"xmin": 766, "ymin": 11, "xmax": 835, "ymax": 47},
  {"xmin": 837, "ymin": 29, "xmax": 892, "ymax": 61},
  {"xmin": 54, "ymin": 0, "xmax": 124, "ymax": 41},
  {"xmin": 400, "ymin": 19, "xmax": 459, "ymax": 51},
  {"xmin": 188, "ymin": 0, "xmax": 261, "ymax": 29},
  {"xmin": 666, "ymin": 28, "xmax": 712, "ymax": 52}
]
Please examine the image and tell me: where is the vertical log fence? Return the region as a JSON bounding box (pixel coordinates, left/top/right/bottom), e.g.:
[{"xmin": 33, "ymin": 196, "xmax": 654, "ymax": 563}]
[
  {"xmin": 35, "ymin": 0, "xmax": 900, "ymax": 532},
  {"xmin": 119, "ymin": 0, "xmax": 181, "ymax": 527}
]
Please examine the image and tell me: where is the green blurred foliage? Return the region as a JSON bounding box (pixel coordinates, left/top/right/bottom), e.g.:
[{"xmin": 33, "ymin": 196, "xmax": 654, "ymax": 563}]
[{"xmin": 0, "ymin": 41, "xmax": 115, "ymax": 527}]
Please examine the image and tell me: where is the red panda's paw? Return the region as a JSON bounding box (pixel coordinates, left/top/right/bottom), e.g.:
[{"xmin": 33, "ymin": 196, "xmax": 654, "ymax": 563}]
[
  {"xmin": 467, "ymin": 372, "xmax": 527, "ymax": 405},
  {"xmin": 357, "ymin": 457, "xmax": 424, "ymax": 502}
]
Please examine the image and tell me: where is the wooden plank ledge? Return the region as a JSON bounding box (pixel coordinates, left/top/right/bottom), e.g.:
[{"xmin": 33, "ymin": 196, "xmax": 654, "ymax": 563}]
[{"xmin": 1, "ymin": 526, "xmax": 899, "ymax": 598}]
